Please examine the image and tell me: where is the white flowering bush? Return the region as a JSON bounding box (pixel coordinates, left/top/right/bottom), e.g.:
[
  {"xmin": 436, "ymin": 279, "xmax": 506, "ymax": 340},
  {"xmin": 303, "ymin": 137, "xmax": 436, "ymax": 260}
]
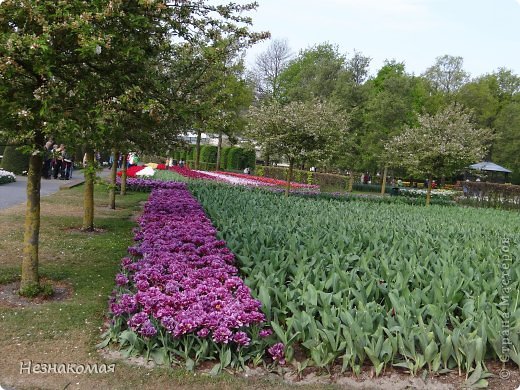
[
  {"xmin": 0, "ymin": 169, "xmax": 16, "ymax": 185},
  {"xmin": 400, "ymin": 188, "xmax": 459, "ymax": 199}
]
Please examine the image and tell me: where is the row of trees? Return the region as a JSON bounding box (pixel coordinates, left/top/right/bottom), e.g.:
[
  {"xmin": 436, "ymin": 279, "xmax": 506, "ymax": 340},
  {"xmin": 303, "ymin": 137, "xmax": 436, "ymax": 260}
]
[
  {"xmin": 0, "ymin": 0, "xmax": 268, "ymax": 293},
  {"xmin": 243, "ymin": 40, "xmax": 518, "ymax": 200}
]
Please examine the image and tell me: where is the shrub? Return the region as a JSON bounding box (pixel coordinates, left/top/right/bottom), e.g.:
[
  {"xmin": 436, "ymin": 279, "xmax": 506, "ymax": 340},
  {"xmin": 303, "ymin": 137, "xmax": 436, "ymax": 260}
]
[
  {"xmin": 226, "ymin": 147, "xmax": 242, "ymax": 170},
  {"xmin": 1, "ymin": 146, "xmax": 29, "ymax": 174},
  {"xmin": 199, "ymin": 145, "xmax": 218, "ymax": 165},
  {"xmin": 19, "ymin": 282, "xmax": 54, "ymax": 298},
  {"xmin": 460, "ymin": 181, "xmax": 520, "ymax": 210},
  {"xmin": 219, "ymin": 147, "xmax": 230, "ymax": 169},
  {"xmin": 0, "ymin": 168, "xmax": 16, "ymax": 184},
  {"xmin": 262, "ymin": 166, "xmax": 348, "ymax": 189},
  {"xmin": 240, "ymin": 149, "xmax": 256, "ymax": 170}
]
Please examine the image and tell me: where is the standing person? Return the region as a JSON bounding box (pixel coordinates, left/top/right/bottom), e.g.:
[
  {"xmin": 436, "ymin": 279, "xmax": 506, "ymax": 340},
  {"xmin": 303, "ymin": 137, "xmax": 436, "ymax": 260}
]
[
  {"xmin": 42, "ymin": 141, "xmax": 53, "ymax": 179},
  {"xmin": 59, "ymin": 145, "xmax": 71, "ymax": 180},
  {"xmin": 64, "ymin": 153, "xmax": 73, "ymax": 179},
  {"xmin": 52, "ymin": 144, "xmax": 63, "ymax": 179}
]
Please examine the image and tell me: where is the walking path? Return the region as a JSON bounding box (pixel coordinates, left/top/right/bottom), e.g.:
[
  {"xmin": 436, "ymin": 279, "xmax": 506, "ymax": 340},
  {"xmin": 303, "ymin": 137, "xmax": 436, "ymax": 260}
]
[{"xmin": 0, "ymin": 169, "xmax": 110, "ymax": 210}]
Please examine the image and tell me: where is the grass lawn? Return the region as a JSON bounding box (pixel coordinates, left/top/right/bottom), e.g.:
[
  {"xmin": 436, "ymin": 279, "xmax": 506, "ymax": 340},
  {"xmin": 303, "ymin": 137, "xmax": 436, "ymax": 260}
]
[{"xmin": 0, "ymin": 185, "xmax": 312, "ymax": 390}]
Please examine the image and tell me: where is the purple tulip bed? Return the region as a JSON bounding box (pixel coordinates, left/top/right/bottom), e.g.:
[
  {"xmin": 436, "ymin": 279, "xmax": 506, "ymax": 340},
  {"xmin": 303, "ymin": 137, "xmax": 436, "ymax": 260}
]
[{"xmin": 102, "ymin": 180, "xmax": 284, "ymax": 372}]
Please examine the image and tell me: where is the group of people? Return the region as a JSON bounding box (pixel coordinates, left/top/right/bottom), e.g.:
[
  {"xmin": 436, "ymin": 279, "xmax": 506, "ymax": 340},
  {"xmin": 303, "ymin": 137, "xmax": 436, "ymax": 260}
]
[{"xmin": 42, "ymin": 141, "xmax": 73, "ymax": 180}]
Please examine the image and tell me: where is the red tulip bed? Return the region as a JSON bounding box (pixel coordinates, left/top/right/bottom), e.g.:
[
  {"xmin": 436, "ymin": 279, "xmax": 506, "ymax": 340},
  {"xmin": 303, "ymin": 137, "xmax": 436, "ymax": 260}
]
[
  {"xmin": 117, "ymin": 164, "xmax": 167, "ymax": 178},
  {"xmin": 169, "ymin": 165, "xmax": 222, "ymax": 181},
  {"xmin": 104, "ymin": 180, "xmax": 285, "ymax": 370},
  {"xmin": 117, "ymin": 165, "xmax": 144, "ymax": 178},
  {"xmin": 216, "ymin": 171, "xmax": 319, "ymax": 190},
  {"xmin": 169, "ymin": 166, "xmax": 319, "ymax": 191}
]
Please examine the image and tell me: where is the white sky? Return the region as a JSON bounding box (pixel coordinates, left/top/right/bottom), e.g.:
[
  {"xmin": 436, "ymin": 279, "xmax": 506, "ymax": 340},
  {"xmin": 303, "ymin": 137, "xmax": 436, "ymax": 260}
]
[{"xmin": 244, "ymin": 0, "xmax": 520, "ymax": 78}]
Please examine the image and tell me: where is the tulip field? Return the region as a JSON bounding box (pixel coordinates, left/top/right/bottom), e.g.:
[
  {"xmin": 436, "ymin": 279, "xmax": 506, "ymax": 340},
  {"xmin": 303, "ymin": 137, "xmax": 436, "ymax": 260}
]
[
  {"xmin": 189, "ymin": 182, "xmax": 519, "ymax": 379},
  {"xmin": 107, "ymin": 177, "xmax": 519, "ymax": 383}
]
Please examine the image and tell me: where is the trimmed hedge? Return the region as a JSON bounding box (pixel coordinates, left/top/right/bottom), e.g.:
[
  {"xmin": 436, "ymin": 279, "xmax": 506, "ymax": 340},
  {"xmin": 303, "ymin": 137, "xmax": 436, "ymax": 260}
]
[
  {"xmin": 199, "ymin": 145, "xmax": 218, "ymax": 166},
  {"xmin": 461, "ymin": 181, "xmax": 520, "ymax": 210},
  {"xmin": 220, "ymin": 147, "xmax": 230, "ymax": 169},
  {"xmin": 259, "ymin": 166, "xmax": 349, "ymax": 189},
  {"xmin": 1, "ymin": 146, "xmax": 29, "ymax": 174},
  {"xmin": 240, "ymin": 149, "xmax": 256, "ymax": 170}
]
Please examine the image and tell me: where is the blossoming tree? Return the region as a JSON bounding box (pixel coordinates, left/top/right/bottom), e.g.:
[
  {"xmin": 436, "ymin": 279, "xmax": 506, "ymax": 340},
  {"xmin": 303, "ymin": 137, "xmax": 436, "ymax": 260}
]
[
  {"xmin": 246, "ymin": 100, "xmax": 349, "ymax": 196},
  {"xmin": 385, "ymin": 103, "xmax": 492, "ymax": 205}
]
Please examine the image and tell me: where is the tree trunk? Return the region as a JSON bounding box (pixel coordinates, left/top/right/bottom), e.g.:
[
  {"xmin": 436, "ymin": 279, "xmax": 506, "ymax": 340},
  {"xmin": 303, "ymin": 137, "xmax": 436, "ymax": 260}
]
[
  {"xmin": 20, "ymin": 153, "xmax": 43, "ymax": 291},
  {"xmin": 108, "ymin": 148, "xmax": 118, "ymax": 209},
  {"xmin": 264, "ymin": 152, "xmax": 270, "ymax": 167},
  {"xmin": 347, "ymin": 171, "xmax": 354, "ymax": 192},
  {"xmin": 120, "ymin": 153, "xmax": 128, "ymax": 196},
  {"xmin": 426, "ymin": 174, "xmax": 433, "ymax": 206},
  {"xmin": 195, "ymin": 130, "xmax": 202, "ymax": 170},
  {"xmin": 285, "ymin": 158, "xmax": 294, "ymax": 197},
  {"xmin": 216, "ymin": 132, "xmax": 223, "ymax": 171},
  {"xmin": 83, "ymin": 150, "xmax": 95, "ymax": 231},
  {"xmin": 380, "ymin": 166, "xmax": 388, "ymax": 195}
]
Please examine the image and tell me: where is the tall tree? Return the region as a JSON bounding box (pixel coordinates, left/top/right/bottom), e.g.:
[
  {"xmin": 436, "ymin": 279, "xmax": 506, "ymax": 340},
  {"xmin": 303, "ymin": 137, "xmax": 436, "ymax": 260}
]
[
  {"xmin": 423, "ymin": 54, "xmax": 469, "ymax": 94},
  {"xmin": 346, "ymin": 50, "xmax": 371, "ymax": 86},
  {"xmin": 250, "ymin": 38, "xmax": 292, "ymax": 101},
  {"xmin": 278, "ymin": 43, "xmax": 347, "ymax": 102},
  {"xmin": 492, "ymin": 99, "xmax": 520, "ymax": 184},
  {"xmin": 385, "ymin": 103, "xmax": 492, "ymax": 205},
  {"xmin": 246, "ymin": 100, "xmax": 349, "ymax": 196},
  {"xmin": 361, "ymin": 61, "xmax": 428, "ymax": 174}
]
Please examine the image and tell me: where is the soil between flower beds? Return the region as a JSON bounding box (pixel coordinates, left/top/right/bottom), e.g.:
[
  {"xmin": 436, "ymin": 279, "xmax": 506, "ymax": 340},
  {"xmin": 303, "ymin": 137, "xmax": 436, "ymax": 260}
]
[{"xmin": 0, "ymin": 278, "xmax": 73, "ymax": 308}]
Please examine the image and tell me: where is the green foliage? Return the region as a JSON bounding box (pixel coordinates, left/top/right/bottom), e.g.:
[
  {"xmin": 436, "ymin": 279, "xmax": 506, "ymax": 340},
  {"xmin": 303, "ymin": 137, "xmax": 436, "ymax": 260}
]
[
  {"xmin": 278, "ymin": 43, "xmax": 347, "ymax": 102},
  {"xmin": 226, "ymin": 147, "xmax": 242, "ymax": 170},
  {"xmin": 1, "ymin": 146, "xmax": 29, "ymax": 174},
  {"xmin": 190, "ymin": 182, "xmax": 520, "ymax": 375},
  {"xmin": 461, "ymin": 181, "xmax": 520, "ymax": 210},
  {"xmin": 220, "ymin": 147, "xmax": 231, "ymax": 169},
  {"xmin": 246, "ymin": 100, "xmax": 348, "ymax": 168},
  {"xmin": 385, "ymin": 104, "xmax": 492, "ymax": 178},
  {"xmin": 492, "ymin": 100, "xmax": 520, "ymax": 184},
  {"xmin": 199, "ymin": 145, "xmax": 218, "ymax": 164},
  {"xmin": 241, "ymin": 148, "xmax": 256, "ymax": 169},
  {"xmin": 19, "ymin": 282, "xmax": 53, "ymax": 298}
]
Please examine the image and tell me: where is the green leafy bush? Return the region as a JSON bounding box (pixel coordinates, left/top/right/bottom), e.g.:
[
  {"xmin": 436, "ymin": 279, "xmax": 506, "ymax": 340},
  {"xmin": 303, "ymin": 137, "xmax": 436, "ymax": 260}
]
[
  {"xmin": 199, "ymin": 145, "xmax": 218, "ymax": 166},
  {"xmin": 1, "ymin": 146, "xmax": 29, "ymax": 174},
  {"xmin": 219, "ymin": 147, "xmax": 230, "ymax": 170},
  {"xmin": 226, "ymin": 147, "xmax": 242, "ymax": 170},
  {"xmin": 240, "ymin": 149, "xmax": 256, "ymax": 170},
  {"xmin": 0, "ymin": 168, "xmax": 16, "ymax": 185}
]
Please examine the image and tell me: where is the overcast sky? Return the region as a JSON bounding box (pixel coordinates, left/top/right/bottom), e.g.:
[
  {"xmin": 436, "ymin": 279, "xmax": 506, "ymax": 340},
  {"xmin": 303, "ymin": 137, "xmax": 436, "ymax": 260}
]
[{"xmin": 244, "ymin": 0, "xmax": 520, "ymax": 78}]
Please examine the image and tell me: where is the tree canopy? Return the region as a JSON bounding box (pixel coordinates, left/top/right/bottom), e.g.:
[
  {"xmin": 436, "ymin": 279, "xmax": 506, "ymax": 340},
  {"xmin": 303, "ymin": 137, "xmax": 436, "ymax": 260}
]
[{"xmin": 385, "ymin": 103, "xmax": 493, "ymax": 204}]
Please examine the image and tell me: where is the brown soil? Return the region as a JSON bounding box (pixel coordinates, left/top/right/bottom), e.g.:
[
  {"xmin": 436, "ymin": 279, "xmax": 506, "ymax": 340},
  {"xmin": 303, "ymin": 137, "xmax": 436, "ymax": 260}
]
[{"xmin": 0, "ymin": 279, "xmax": 73, "ymax": 308}]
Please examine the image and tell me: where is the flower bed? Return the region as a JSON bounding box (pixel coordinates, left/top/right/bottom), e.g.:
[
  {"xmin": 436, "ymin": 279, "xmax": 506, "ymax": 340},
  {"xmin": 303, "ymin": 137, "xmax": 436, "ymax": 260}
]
[
  {"xmin": 399, "ymin": 188, "xmax": 459, "ymax": 199},
  {"xmin": 104, "ymin": 181, "xmax": 282, "ymax": 369},
  {"xmin": 217, "ymin": 171, "xmax": 320, "ymax": 190},
  {"xmin": 117, "ymin": 165, "xmax": 145, "ymax": 178},
  {"xmin": 195, "ymin": 171, "xmax": 273, "ymax": 187},
  {"xmin": 170, "ymin": 166, "xmax": 220, "ymax": 181},
  {"xmin": 0, "ymin": 169, "xmax": 16, "ymax": 185}
]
